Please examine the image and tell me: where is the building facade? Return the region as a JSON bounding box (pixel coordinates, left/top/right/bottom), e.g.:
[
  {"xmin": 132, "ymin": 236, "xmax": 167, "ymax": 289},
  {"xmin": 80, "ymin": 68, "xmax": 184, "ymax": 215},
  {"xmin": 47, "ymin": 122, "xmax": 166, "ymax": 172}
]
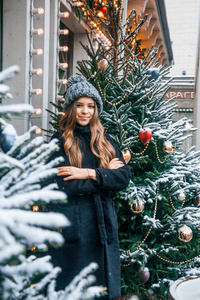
[
  {"xmin": 194, "ymin": 1, "xmax": 200, "ymax": 151},
  {"xmin": 1, "ymin": 0, "xmax": 172, "ymax": 137},
  {"xmin": 164, "ymin": 0, "xmax": 199, "ymax": 152}
]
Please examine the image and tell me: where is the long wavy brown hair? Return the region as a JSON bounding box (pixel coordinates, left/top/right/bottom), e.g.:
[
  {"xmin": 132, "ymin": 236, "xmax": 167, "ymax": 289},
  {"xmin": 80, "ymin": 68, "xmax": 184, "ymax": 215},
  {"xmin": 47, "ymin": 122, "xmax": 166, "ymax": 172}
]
[{"xmin": 59, "ymin": 100, "xmax": 116, "ymax": 168}]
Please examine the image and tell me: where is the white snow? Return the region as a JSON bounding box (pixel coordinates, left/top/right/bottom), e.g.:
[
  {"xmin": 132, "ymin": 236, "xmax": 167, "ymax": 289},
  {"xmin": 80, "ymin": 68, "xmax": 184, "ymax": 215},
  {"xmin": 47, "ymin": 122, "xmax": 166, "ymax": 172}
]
[{"xmin": 0, "ymin": 104, "xmax": 35, "ymax": 113}]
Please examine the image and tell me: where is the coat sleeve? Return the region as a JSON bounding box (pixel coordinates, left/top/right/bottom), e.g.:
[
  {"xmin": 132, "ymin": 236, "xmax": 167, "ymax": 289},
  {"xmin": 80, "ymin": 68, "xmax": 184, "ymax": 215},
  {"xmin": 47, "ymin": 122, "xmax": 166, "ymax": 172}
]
[
  {"xmin": 47, "ymin": 133, "xmax": 102, "ymax": 197},
  {"xmin": 94, "ymin": 134, "xmax": 131, "ymax": 191},
  {"xmin": 48, "ymin": 133, "xmax": 131, "ymax": 196}
]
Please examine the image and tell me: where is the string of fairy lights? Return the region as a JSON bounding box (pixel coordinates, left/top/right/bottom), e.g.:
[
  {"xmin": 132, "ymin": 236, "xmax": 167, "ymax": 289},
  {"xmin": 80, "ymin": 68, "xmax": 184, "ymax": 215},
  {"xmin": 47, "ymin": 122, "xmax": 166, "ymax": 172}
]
[
  {"xmin": 28, "ymin": 0, "xmax": 112, "ymax": 132},
  {"xmin": 29, "ymin": 1, "xmax": 44, "ymax": 135},
  {"xmin": 28, "ymin": 0, "xmax": 70, "ymax": 134},
  {"xmin": 56, "ymin": 2, "xmax": 70, "ymax": 101}
]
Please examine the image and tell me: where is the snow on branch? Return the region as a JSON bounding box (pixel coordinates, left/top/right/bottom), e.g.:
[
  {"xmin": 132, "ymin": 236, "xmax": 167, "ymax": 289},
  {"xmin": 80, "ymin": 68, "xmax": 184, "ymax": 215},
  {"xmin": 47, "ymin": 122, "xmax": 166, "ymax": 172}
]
[
  {"xmin": 0, "ymin": 104, "xmax": 35, "ymax": 114},
  {"xmin": 0, "ymin": 153, "xmax": 24, "ymax": 170},
  {"xmin": 0, "ymin": 190, "xmax": 67, "ymax": 209},
  {"xmin": 0, "ymin": 65, "xmax": 20, "ymax": 83}
]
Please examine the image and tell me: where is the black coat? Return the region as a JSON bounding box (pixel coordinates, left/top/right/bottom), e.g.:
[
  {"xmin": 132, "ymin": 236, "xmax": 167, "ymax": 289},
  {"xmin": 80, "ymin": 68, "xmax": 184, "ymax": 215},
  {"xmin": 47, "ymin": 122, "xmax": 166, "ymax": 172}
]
[{"xmin": 48, "ymin": 124, "xmax": 131, "ymax": 299}]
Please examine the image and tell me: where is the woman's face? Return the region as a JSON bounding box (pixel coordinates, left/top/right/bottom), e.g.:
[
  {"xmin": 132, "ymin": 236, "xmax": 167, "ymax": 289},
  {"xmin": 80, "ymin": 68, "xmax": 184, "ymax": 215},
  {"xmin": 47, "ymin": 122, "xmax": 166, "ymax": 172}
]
[{"xmin": 76, "ymin": 97, "xmax": 95, "ymax": 126}]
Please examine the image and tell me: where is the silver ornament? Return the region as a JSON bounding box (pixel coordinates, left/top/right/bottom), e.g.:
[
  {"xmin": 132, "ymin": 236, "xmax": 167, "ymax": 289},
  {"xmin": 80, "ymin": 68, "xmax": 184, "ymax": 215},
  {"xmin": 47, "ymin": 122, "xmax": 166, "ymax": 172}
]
[
  {"xmin": 178, "ymin": 225, "xmax": 193, "ymax": 242},
  {"xmin": 138, "ymin": 267, "xmax": 150, "ymax": 283},
  {"xmin": 163, "ymin": 141, "xmax": 173, "ymax": 153},
  {"xmin": 130, "ymin": 200, "xmax": 144, "ymax": 214},
  {"xmin": 97, "ymin": 59, "xmax": 108, "ymax": 74},
  {"xmin": 177, "ymin": 192, "xmax": 186, "ymax": 202}
]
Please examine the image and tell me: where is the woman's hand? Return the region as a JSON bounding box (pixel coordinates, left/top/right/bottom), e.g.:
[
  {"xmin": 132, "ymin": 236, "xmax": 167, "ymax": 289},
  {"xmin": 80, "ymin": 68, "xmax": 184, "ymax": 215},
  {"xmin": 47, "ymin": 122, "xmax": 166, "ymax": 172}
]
[
  {"xmin": 58, "ymin": 167, "xmax": 97, "ymax": 181},
  {"xmin": 108, "ymin": 158, "xmax": 124, "ymax": 170},
  {"xmin": 58, "ymin": 166, "xmax": 86, "ymax": 181}
]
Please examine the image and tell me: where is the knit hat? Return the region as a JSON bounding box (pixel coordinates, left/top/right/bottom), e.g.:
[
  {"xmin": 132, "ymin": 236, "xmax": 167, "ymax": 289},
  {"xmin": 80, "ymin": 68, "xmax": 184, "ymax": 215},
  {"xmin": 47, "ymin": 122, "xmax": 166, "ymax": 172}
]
[{"xmin": 64, "ymin": 75, "xmax": 103, "ymax": 114}]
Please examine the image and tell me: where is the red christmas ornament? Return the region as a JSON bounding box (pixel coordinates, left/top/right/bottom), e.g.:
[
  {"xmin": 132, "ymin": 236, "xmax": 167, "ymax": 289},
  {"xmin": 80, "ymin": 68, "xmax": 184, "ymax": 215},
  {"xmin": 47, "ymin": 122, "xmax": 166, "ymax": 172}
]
[
  {"xmin": 138, "ymin": 128, "xmax": 152, "ymax": 145},
  {"xmin": 93, "ymin": 2, "xmax": 98, "ymax": 8},
  {"xmin": 100, "ymin": 6, "xmax": 107, "ymax": 14}
]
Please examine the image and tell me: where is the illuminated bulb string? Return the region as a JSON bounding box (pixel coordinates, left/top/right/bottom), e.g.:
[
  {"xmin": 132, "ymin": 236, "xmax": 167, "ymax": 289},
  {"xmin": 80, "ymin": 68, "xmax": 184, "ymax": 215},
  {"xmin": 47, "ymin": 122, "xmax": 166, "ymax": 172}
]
[
  {"xmin": 29, "ymin": 1, "xmax": 45, "ymax": 134},
  {"xmin": 56, "ymin": 2, "xmax": 70, "ymax": 109}
]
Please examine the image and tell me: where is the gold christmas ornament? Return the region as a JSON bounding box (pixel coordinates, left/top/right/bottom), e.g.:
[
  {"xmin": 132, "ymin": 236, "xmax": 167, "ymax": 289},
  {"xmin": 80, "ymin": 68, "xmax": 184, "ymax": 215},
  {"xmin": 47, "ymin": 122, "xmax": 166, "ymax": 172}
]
[
  {"xmin": 130, "ymin": 200, "xmax": 145, "ymax": 214},
  {"xmin": 163, "ymin": 141, "xmax": 173, "ymax": 153},
  {"xmin": 193, "ymin": 194, "xmax": 200, "ymax": 206},
  {"xmin": 177, "ymin": 192, "xmax": 186, "ymax": 202},
  {"xmin": 97, "ymin": 59, "xmax": 108, "ymax": 74},
  {"xmin": 122, "ymin": 150, "xmax": 131, "ymax": 164},
  {"xmin": 178, "ymin": 225, "xmax": 193, "ymax": 242}
]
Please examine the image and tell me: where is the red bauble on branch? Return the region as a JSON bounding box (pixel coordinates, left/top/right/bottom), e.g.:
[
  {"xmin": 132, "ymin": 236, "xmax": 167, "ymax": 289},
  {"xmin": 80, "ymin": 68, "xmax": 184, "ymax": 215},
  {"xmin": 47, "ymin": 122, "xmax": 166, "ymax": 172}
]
[
  {"xmin": 138, "ymin": 128, "xmax": 152, "ymax": 145},
  {"xmin": 93, "ymin": 2, "xmax": 98, "ymax": 8},
  {"xmin": 100, "ymin": 6, "xmax": 107, "ymax": 14}
]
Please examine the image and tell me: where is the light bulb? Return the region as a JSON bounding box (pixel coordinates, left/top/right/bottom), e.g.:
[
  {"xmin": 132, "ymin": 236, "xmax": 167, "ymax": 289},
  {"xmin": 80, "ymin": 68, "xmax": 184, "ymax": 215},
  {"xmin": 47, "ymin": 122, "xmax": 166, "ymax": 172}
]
[
  {"xmin": 33, "ymin": 205, "xmax": 39, "ymax": 211},
  {"xmin": 30, "ymin": 88, "xmax": 42, "ymax": 95},
  {"xmin": 31, "ymin": 48, "xmax": 43, "ymax": 55},
  {"xmin": 58, "ymin": 12, "xmax": 69, "ymax": 18},
  {"xmin": 30, "ymin": 68, "xmax": 43, "ymax": 75},
  {"xmin": 57, "ymin": 63, "xmax": 68, "ymax": 69},
  {"xmin": 58, "ymin": 29, "xmax": 69, "ymax": 35},
  {"xmin": 57, "ymin": 79, "xmax": 68, "ymax": 84},
  {"xmin": 31, "ymin": 28, "xmax": 44, "ymax": 36},
  {"xmin": 90, "ymin": 21, "xmax": 97, "ymax": 28},
  {"xmin": 31, "ymin": 8, "xmax": 44, "ymax": 15},
  {"xmin": 35, "ymin": 108, "xmax": 42, "ymax": 114},
  {"xmin": 97, "ymin": 11, "xmax": 104, "ymax": 18},
  {"xmin": 57, "ymin": 95, "xmax": 65, "ymax": 101},
  {"xmin": 58, "ymin": 46, "xmax": 69, "ymax": 52},
  {"xmin": 35, "ymin": 128, "xmax": 42, "ymax": 134},
  {"xmin": 77, "ymin": 1, "xmax": 83, "ymax": 6}
]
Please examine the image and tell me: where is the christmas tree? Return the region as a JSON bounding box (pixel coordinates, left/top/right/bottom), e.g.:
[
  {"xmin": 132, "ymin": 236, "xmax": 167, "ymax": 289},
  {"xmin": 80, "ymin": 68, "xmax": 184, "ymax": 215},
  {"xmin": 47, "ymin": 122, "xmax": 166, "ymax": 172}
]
[
  {"xmin": 0, "ymin": 66, "xmax": 104, "ymax": 299},
  {"xmin": 50, "ymin": 1, "xmax": 200, "ymax": 299}
]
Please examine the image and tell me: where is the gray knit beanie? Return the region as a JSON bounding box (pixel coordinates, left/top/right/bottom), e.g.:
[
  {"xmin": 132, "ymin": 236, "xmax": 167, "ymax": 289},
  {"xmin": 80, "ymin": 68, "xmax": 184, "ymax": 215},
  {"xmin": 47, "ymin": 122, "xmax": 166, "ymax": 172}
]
[{"xmin": 64, "ymin": 75, "xmax": 103, "ymax": 114}]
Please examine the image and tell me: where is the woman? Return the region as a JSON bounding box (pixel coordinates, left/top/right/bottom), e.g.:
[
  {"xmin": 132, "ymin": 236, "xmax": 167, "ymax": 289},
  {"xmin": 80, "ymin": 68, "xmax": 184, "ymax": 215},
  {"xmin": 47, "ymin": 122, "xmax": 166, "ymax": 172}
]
[{"xmin": 49, "ymin": 75, "xmax": 131, "ymax": 299}]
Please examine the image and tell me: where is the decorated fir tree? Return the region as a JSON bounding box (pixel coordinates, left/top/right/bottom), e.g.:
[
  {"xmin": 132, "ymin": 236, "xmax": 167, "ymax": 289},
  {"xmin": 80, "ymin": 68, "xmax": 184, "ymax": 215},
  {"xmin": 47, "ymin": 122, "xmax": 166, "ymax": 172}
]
[
  {"xmin": 48, "ymin": 1, "xmax": 200, "ymax": 299},
  {"xmin": 0, "ymin": 66, "xmax": 104, "ymax": 300}
]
